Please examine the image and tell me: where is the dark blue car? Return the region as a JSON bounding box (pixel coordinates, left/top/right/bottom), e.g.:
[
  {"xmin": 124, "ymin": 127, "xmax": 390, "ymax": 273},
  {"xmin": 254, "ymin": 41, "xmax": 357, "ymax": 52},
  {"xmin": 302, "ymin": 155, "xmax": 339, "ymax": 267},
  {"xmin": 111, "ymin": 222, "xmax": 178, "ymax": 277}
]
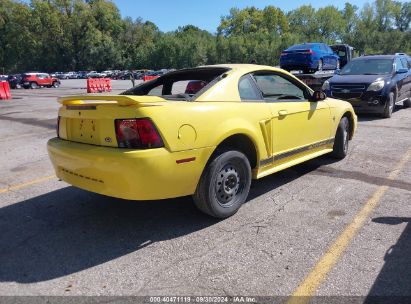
[
  {"xmin": 323, "ymin": 54, "xmax": 411, "ymax": 118},
  {"xmin": 280, "ymin": 43, "xmax": 340, "ymax": 73}
]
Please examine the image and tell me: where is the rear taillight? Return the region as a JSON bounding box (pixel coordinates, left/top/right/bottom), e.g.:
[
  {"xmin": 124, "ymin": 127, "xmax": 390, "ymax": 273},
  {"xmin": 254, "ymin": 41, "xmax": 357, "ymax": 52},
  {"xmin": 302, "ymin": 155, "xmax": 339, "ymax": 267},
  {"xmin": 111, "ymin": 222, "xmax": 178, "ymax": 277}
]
[
  {"xmin": 115, "ymin": 118, "xmax": 164, "ymax": 149},
  {"xmin": 302, "ymin": 49, "xmax": 316, "ymax": 55},
  {"xmin": 57, "ymin": 116, "xmax": 60, "ymax": 137}
]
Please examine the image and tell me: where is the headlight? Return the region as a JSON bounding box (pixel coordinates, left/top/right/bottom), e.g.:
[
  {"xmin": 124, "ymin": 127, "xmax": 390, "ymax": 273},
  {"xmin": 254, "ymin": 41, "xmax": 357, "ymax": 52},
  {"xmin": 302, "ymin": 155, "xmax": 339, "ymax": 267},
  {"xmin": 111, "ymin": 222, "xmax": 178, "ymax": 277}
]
[
  {"xmin": 322, "ymin": 80, "xmax": 330, "ymax": 90},
  {"xmin": 367, "ymin": 80, "xmax": 385, "ymax": 91}
]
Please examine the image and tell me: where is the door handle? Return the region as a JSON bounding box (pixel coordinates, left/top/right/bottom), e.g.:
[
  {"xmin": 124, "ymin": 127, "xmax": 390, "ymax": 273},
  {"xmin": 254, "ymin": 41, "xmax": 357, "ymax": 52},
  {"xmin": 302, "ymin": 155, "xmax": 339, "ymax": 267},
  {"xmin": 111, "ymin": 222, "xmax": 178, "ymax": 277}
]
[{"xmin": 278, "ymin": 110, "xmax": 288, "ymax": 116}]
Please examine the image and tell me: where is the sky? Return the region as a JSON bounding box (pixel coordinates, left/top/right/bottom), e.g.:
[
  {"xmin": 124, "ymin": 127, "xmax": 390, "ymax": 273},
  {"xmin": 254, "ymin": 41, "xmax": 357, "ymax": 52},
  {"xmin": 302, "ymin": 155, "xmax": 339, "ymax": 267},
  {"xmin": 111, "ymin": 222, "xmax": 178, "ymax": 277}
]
[{"xmin": 114, "ymin": 0, "xmax": 380, "ymax": 33}]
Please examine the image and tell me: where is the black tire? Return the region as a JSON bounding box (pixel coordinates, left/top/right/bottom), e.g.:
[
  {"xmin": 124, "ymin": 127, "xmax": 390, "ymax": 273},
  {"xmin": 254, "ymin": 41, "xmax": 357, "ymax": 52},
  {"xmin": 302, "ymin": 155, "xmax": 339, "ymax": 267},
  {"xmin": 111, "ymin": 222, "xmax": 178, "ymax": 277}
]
[
  {"xmin": 317, "ymin": 59, "xmax": 323, "ymax": 71},
  {"xmin": 403, "ymin": 97, "xmax": 411, "ymax": 108},
  {"xmin": 30, "ymin": 82, "xmax": 38, "ymax": 89},
  {"xmin": 193, "ymin": 150, "xmax": 251, "ymax": 218},
  {"xmin": 382, "ymin": 92, "xmax": 395, "ymax": 118},
  {"xmin": 52, "ymin": 82, "xmax": 60, "ymax": 88},
  {"xmin": 331, "ymin": 117, "xmax": 349, "ymax": 159}
]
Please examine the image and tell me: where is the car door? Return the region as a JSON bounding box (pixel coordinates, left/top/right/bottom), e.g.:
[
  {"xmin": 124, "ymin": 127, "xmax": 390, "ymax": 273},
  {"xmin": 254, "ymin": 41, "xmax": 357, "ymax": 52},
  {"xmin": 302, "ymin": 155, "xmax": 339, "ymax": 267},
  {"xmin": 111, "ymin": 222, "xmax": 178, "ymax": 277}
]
[
  {"xmin": 319, "ymin": 44, "xmax": 330, "ymax": 69},
  {"xmin": 35, "ymin": 74, "xmax": 44, "ymax": 86},
  {"xmin": 44, "ymin": 74, "xmax": 52, "ymax": 85},
  {"xmin": 394, "ymin": 57, "xmax": 408, "ymax": 100},
  {"xmin": 327, "ymin": 45, "xmax": 338, "ymax": 68},
  {"xmin": 250, "ymin": 71, "xmax": 333, "ymax": 163},
  {"xmin": 324, "ymin": 44, "xmax": 337, "ymax": 69},
  {"xmin": 400, "ymin": 57, "xmax": 411, "ymax": 99},
  {"xmin": 40, "ymin": 73, "xmax": 50, "ymax": 86}
]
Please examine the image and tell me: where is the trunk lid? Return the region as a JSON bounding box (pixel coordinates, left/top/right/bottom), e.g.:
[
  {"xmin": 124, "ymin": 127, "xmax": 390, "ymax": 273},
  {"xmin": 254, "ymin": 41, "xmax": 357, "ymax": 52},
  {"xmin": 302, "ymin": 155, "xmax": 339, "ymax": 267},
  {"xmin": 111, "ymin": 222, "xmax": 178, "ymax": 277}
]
[
  {"xmin": 281, "ymin": 49, "xmax": 312, "ymax": 62},
  {"xmin": 57, "ymin": 95, "xmax": 166, "ymax": 147}
]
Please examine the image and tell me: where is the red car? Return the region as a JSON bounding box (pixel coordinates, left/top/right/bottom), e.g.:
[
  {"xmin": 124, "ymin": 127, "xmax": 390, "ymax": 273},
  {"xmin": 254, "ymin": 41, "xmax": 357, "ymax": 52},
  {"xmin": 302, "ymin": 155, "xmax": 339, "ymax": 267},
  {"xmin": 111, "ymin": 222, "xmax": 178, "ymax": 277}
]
[{"xmin": 22, "ymin": 73, "xmax": 60, "ymax": 89}]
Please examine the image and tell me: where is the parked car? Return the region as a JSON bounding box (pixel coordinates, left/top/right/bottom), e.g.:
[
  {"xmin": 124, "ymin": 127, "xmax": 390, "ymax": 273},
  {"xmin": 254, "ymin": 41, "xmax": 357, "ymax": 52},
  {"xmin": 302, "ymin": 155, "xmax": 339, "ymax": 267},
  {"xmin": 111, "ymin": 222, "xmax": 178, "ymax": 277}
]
[
  {"xmin": 280, "ymin": 43, "xmax": 340, "ymax": 73},
  {"xmin": 7, "ymin": 74, "xmax": 23, "ymax": 89},
  {"xmin": 118, "ymin": 70, "xmax": 132, "ymax": 80},
  {"xmin": 323, "ymin": 54, "xmax": 411, "ymax": 118},
  {"xmin": 330, "ymin": 44, "xmax": 357, "ymax": 68},
  {"xmin": 87, "ymin": 71, "xmax": 101, "ymax": 78},
  {"xmin": 101, "ymin": 70, "xmax": 117, "ymax": 78},
  {"xmin": 76, "ymin": 71, "xmax": 89, "ymax": 79},
  {"xmin": 48, "ymin": 64, "xmax": 357, "ymax": 218},
  {"xmin": 67, "ymin": 72, "xmax": 78, "ymax": 79},
  {"xmin": 54, "ymin": 72, "xmax": 71, "ymax": 79},
  {"xmin": 22, "ymin": 73, "xmax": 60, "ymax": 89}
]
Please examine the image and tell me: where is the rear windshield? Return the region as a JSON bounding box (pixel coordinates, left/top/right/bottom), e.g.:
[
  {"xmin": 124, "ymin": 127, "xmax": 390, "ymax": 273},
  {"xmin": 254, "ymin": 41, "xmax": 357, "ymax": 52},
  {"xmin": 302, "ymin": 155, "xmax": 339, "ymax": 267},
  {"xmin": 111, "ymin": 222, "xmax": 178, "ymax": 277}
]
[
  {"xmin": 121, "ymin": 67, "xmax": 230, "ymax": 101},
  {"xmin": 340, "ymin": 59, "xmax": 393, "ymax": 75},
  {"xmin": 287, "ymin": 44, "xmax": 315, "ymax": 50}
]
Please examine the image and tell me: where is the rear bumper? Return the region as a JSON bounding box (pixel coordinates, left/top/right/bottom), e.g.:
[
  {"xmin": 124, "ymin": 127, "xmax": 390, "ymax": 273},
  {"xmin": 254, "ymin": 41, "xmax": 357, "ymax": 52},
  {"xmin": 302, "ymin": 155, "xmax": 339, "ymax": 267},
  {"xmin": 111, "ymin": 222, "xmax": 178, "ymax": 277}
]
[
  {"xmin": 280, "ymin": 58, "xmax": 318, "ymax": 71},
  {"xmin": 47, "ymin": 138, "xmax": 214, "ymax": 200},
  {"xmin": 280, "ymin": 63, "xmax": 316, "ymax": 71}
]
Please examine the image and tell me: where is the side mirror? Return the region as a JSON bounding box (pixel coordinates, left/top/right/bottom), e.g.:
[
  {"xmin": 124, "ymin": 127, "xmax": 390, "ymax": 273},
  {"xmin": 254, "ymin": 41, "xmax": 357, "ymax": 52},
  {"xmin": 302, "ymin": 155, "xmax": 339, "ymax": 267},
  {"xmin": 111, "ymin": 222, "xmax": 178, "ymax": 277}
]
[
  {"xmin": 310, "ymin": 90, "xmax": 327, "ymax": 102},
  {"xmin": 396, "ymin": 68, "xmax": 408, "ymax": 74}
]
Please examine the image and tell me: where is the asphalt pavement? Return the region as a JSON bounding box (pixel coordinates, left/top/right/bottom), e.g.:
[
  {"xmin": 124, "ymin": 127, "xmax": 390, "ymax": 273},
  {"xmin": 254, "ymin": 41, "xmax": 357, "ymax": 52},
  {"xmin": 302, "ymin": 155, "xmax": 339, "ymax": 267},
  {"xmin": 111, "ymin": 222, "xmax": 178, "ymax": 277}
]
[{"xmin": 0, "ymin": 79, "xmax": 410, "ymax": 301}]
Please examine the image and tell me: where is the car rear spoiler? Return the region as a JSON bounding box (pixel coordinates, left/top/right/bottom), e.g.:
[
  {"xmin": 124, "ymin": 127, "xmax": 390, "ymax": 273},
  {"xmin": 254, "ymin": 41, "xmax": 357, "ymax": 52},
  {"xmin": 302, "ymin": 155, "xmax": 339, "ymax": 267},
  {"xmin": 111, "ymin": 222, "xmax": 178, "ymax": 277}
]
[{"xmin": 58, "ymin": 95, "xmax": 166, "ymax": 106}]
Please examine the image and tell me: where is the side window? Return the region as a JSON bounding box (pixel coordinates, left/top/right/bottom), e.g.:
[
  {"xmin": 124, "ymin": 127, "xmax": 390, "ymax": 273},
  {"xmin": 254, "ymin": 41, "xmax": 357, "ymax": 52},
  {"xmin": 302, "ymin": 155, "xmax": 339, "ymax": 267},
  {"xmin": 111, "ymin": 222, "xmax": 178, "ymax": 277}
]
[
  {"xmin": 238, "ymin": 75, "xmax": 261, "ymax": 101},
  {"xmin": 400, "ymin": 58, "xmax": 408, "ymax": 70},
  {"xmin": 395, "ymin": 58, "xmax": 405, "ymax": 71},
  {"xmin": 148, "ymin": 85, "xmax": 163, "ymax": 96},
  {"xmin": 253, "ymin": 73, "xmax": 306, "ymax": 102}
]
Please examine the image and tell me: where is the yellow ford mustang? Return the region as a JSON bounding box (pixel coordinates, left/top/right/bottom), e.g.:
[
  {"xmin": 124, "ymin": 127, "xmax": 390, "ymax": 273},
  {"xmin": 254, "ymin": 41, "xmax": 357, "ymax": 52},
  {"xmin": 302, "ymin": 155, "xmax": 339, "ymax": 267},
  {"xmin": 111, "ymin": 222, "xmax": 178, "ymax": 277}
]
[{"xmin": 48, "ymin": 64, "xmax": 357, "ymax": 218}]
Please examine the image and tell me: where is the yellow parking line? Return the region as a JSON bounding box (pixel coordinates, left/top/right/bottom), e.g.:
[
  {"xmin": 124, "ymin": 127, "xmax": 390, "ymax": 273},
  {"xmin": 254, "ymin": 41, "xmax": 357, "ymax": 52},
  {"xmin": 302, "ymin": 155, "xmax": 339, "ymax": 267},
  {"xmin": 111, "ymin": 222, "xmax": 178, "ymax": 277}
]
[
  {"xmin": 288, "ymin": 149, "xmax": 411, "ymax": 304},
  {"xmin": 0, "ymin": 175, "xmax": 56, "ymax": 194}
]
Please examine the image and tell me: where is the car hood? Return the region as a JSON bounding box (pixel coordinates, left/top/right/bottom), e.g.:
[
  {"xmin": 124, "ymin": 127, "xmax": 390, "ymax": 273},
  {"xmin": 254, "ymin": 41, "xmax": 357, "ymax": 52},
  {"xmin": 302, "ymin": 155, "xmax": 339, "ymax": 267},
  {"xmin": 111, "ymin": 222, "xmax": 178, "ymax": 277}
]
[{"xmin": 330, "ymin": 74, "xmax": 390, "ymax": 84}]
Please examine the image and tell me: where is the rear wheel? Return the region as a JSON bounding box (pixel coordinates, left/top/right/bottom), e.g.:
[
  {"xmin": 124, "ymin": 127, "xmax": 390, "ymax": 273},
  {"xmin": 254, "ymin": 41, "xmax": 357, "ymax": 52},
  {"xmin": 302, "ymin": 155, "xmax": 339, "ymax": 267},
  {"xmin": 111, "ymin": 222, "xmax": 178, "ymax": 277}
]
[
  {"xmin": 193, "ymin": 150, "xmax": 251, "ymax": 218},
  {"xmin": 331, "ymin": 117, "xmax": 349, "ymax": 159},
  {"xmin": 30, "ymin": 82, "xmax": 38, "ymax": 89},
  {"xmin": 382, "ymin": 92, "xmax": 395, "ymax": 118},
  {"xmin": 403, "ymin": 97, "xmax": 411, "ymax": 108}
]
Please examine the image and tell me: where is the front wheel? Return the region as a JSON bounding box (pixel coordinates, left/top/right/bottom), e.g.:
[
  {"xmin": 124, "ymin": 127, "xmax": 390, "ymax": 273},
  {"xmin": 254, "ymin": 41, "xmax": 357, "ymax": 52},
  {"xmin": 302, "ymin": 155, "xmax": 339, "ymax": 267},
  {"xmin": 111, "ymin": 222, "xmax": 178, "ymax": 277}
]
[
  {"xmin": 403, "ymin": 97, "xmax": 411, "ymax": 108},
  {"xmin": 52, "ymin": 82, "xmax": 60, "ymax": 88},
  {"xmin": 382, "ymin": 92, "xmax": 395, "ymax": 118},
  {"xmin": 331, "ymin": 117, "xmax": 349, "ymax": 159},
  {"xmin": 193, "ymin": 150, "xmax": 251, "ymax": 218}
]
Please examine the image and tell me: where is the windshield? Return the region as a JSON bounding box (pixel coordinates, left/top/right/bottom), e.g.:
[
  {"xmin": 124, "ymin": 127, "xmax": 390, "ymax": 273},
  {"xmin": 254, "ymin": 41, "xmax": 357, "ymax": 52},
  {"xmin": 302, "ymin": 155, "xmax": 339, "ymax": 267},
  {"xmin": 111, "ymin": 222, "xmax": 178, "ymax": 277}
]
[
  {"xmin": 340, "ymin": 59, "xmax": 393, "ymax": 75},
  {"xmin": 287, "ymin": 44, "xmax": 315, "ymax": 50}
]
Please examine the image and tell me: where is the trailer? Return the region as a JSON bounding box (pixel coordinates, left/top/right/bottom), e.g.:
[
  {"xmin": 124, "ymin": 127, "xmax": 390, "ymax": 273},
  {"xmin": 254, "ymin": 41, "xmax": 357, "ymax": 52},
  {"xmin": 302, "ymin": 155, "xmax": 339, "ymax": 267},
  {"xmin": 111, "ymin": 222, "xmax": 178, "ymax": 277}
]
[
  {"xmin": 292, "ymin": 70, "xmax": 335, "ymax": 91},
  {"xmin": 292, "ymin": 44, "xmax": 358, "ymax": 90}
]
